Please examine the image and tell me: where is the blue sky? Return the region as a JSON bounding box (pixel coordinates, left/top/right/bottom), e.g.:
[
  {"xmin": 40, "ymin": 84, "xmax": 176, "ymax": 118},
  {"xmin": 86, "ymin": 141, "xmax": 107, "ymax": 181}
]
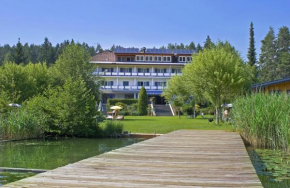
[{"xmin": 1, "ymin": 0, "xmax": 290, "ymax": 59}]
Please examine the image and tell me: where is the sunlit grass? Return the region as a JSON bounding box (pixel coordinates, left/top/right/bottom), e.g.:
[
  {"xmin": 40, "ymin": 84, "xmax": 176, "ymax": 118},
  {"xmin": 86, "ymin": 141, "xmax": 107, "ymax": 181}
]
[{"xmin": 119, "ymin": 115, "xmax": 232, "ymax": 134}]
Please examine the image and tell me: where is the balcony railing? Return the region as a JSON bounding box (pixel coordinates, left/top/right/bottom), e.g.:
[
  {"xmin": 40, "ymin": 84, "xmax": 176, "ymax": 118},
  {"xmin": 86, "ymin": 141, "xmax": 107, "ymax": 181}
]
[
  {"xmin": 93, "ymin": 72, "xmax": 181, "ymax": 77},
  {"xmin": 101, "ymin": 85, "xmax": 166, "ymax": 90}
]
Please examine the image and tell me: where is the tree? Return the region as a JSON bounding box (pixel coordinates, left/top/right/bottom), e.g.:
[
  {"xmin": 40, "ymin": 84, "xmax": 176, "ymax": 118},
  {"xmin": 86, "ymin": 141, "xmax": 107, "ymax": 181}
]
[
  {"xmin": 258, "ymin": 27, "xmax": 278, "ymax": 81},
  {"xmin": 183, "ymin": 42, "xmax": 251, "ymax": 124},
  {"xmin": 96, "ymin": 43, "xmax": 103, "ymax": 53},
  {"xmin": 11, "ymin": 38, "xmax": 27, "ymax": 64},
  {"xmin": 138, "ymin": 87, "xmax": 148, "ymax": 115},
  {"xmin": 186, "ymin": 42, "xmax": 196, "ymax": 51},
  {"xmin": 196, "ymin": 43, "xmax": 203, "ymax": 52},
  {"xmin": 277, "ymin": 26, "xmax": 290, "ymax": 78},
  {"xmin": 204, "ymin": 35, "xmax": 215, "ymax": 49},
  {"xmin": 51, "ymin": 42, "xmax": 101, "ymax": 98},
  {"xmin": 162, "ymin": 75, "xmax": 189, "ymax": 118},
  {"xmin": 247, "ymin": 22, "xmax": 257, "ymax": 66},
  {"xmin": 39, "ymin": 37, "xmax": 55, "ymax": 65}
]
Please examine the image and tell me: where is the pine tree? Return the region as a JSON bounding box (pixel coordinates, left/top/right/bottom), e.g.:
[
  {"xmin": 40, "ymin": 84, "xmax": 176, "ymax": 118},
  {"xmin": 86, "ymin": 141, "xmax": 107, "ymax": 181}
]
[
  {"xmin": 110, "ymin": 44, "xmax": 115, "ymax": 51},
  {"xmin": 186, "ymin": 42, "xmax": 196, "ymax": 51},
  {"xmin": 12, "ymin": 38, "xmax": 27, "ymax": 64},
  {"xmin": 138, "ymin": 87, "xmax": 148, "ymax": 116},
  {"xmin": 247, "ymin": 22, "xmax": 257, "ymax": 66},
  {"xmin": 196, "ymin": 43, "xmax": 203, "ymax": 52},
  {"xmin": 259, "ymin": 27, "xmax": 278, "ymax": 81},
  {"xmin": 39, "ymin": 37, "xmax": 55, "ymax": 65},
  {"xmin": 204, "ymin": 35, "xmax": 215, "ymax": 49},
  {"xmin": 96, "ymin": 43, "xmax": 103, "ymax": 53},
  {"xmin": 277, "ymin": 26, "xmax": 290, "ymax": 78},
  {"xmin": 179, "ymin": 43, "xmax": 185, "ymax": 49}
]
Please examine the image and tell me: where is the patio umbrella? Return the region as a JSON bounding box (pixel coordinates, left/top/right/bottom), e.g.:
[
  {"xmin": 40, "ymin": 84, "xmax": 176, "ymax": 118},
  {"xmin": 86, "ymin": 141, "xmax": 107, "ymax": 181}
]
[{"xmin": 110, "ymin": 106, "xmax": 122, "ymax": 110}]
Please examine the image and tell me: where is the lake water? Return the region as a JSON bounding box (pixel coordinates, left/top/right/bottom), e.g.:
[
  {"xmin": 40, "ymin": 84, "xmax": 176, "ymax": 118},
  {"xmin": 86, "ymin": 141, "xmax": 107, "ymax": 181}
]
[
  {"xmin": 247, "ymin": 147, "xmax": 290, "ymax": 188},
  {"xmin": 0, "ymin": 137, "xmax": 144, "ymax": 185}
]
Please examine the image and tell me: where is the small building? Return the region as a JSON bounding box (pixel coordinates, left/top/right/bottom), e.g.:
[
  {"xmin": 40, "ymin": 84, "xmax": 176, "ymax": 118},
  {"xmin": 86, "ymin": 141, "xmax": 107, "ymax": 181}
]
[{"xmin": 251, "ymin": 77, "xmax": 290, "ymax": 94}]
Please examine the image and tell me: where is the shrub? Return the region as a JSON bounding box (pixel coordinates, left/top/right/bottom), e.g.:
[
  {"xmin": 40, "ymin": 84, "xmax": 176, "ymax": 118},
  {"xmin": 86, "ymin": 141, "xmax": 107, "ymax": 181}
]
[
  {"xmin": 101, "ymin": 121, "xmax": 123, "ymax": 137},
  {"xmin": 181, "ymin": 104, "xmax": 193, "ymax": 115},
  {"xmin": 231, "ymin": 93, "xmax": 290, "ymax": 151},
  {"xmin": 108, "ymin": 99, "xmax": 138, "ymax": 106},
  {"xmin": 138, "ymin": 87, "xmax": 148, "ymax": 116}
]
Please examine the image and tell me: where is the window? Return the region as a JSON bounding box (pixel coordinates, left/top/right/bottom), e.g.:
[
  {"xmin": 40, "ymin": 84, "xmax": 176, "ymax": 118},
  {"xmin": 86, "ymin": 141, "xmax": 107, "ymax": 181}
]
[
  {"xmin": 120, "ymin": 68, "xmax": 132, "ymax": 73},
  {"xmin": 123, "ymin": 81, "xmax": 129, "ymax": 86},
  {"xmin": 172, "ymin": 69, "xmax": 181, "ymax": 73},
  {"xmin": 179, "ymin": 56, "xmax": 186, "ymax": 62},
  {"xmin": 163, "ymin": 56, "xmax": 171, "ymax": 62},
  {"xmin": 269, "ymin": 90, "xmax": 281, "ymax": 94},
  {"xmin": 287, "ymin": 90, "xmax": 290, "ymax": 95},
  {"xmin": 145, "ymin": 56, "xmax": 153, "ymax": 61},
  {"xmin": 137, "ymin": 81, "xmax": 150, "ymax": 86},
  {"xmin": 155, "ymin": 82, "xmax": 166, "ymax": 86},
  {"xmin": 103, "ymin": 81, "xmax": 114, "ymax": 86},
  {"xmin": 154, "ymin": 56, "xmax": 162, "ymax": 61},
  {"xmin": 102, "ymin": 68, "xmax": 114, "ymax": 72},
  {"xmin": 125, "ymin": 94, "xmax": 134, "ymax": 99},
  {"xmin": 138, "ymin": 68, "xmax": 150, "ymax": 73},
  {"xmin": 155, "ymin": 68, "xmax": 167, "ymax": 73},
  {"xmin": 136, "ymin": 55, "xmax": 144, "ymax": 61},
  {"xmin": 187, "ymin": 56, "xmax": 192, "ymax": 62}
]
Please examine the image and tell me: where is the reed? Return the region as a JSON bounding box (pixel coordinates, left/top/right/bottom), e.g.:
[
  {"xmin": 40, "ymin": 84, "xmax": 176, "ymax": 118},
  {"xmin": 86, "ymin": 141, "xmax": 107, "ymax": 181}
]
[
  {"xmin": 0, "ymin": 109, "xmax": 47, "ymax": 140},
  {"xmin": 231, "ymin": 93, "xmax": 290, "ymax": 151}
]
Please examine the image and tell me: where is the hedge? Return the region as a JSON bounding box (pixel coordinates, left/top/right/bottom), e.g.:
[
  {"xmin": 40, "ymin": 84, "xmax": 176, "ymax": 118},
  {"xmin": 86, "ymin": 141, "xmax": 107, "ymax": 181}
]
[{"xmin": 107, "ymin": 99, "xmax": 138, "ymax": 106}]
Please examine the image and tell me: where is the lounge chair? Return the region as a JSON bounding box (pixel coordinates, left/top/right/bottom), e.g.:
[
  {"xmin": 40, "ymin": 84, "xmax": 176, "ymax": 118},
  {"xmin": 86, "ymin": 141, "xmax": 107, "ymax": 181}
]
[
  {"xmin": 106, "ymin": 115, "xmax": 113, "ymax": 120},
  {"xmin": 115, "ymin": 115, "xmax": 124, "ymax": 120}
]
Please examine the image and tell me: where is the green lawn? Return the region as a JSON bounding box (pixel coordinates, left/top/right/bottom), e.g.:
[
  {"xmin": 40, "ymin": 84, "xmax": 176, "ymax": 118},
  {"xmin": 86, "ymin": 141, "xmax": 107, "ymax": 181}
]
[{"xmin": 120, "ymin": 115, "xmax": 233, "ymax": 134}]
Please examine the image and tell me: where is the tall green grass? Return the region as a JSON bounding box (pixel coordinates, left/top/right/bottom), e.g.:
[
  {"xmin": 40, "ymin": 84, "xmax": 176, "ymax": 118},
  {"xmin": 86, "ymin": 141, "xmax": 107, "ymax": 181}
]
[
  {"xmin": 0, "ymin": 109, "xmax": 47, "ymax": 140},
  {"xmin": 231, "ymin": 93, "xmax": 290, "ymax": 151}
]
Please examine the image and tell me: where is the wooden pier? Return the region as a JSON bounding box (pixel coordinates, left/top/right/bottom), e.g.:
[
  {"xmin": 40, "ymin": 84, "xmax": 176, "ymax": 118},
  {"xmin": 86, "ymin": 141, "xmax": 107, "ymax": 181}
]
[{"xmin": 3, "ymin": 130, "xmax": 262, "ymax": 187}]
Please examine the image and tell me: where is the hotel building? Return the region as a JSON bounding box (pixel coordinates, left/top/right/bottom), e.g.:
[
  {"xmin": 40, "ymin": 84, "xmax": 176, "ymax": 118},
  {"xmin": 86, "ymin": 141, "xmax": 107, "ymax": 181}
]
[{"xmin": 90, "ymin": 47, "xmax": 194, "ymax": 104}]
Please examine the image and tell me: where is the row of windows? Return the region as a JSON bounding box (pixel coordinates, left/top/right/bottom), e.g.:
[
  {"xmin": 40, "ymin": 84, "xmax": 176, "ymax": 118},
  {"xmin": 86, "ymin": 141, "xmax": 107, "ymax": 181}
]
[
  {"xmin": 101, "ymin": 68, "xmax": 181, "ymax": 73},
  {"xmin": 116, "ymin": 56, "xmax": 192, "ymax": 62},
  {"xmin": 136, "ymin": 55, "xmax": 172, "ymax": 62},
  {"xmin": 102, "ymin": 81, "xmax": 167, "ymax": 87},
  {"xmin": 179, "ymin": 56, "xmax": 192, "ymax": 62}
]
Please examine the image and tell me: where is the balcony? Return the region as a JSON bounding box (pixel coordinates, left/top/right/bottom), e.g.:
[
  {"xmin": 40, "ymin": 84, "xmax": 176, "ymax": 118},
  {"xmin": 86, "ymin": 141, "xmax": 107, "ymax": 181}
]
[
  {"xmin": 93, "ymin": 72, "xmax": 181, "ymax": 77},
  {"xmin": 101, "ymin": 85, "xmax": 166, "ymax": 90}
]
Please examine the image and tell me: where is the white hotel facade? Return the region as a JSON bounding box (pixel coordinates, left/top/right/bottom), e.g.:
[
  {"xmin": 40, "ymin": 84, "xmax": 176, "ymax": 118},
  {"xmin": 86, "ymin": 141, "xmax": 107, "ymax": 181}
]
[{"xmin": 90, "ymin": 48, "xmax": 194, "ymax": 104}]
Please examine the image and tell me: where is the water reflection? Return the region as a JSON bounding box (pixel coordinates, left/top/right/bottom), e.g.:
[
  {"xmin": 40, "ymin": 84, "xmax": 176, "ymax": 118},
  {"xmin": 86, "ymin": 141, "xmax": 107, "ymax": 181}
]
[{"xmin": 0, "ymin": 138, "xmax": 144, "ymax": 170}]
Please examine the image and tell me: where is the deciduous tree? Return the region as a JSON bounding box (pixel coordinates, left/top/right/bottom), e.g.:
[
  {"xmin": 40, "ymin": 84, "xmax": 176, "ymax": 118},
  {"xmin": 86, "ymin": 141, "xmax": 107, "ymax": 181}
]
[{"xmin": 183, "ymin": 42, "xmax": 251, "ymax": 124}]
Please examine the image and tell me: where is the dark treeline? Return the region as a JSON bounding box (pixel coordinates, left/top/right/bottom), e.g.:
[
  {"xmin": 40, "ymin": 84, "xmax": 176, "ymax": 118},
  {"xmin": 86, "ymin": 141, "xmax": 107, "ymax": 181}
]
[
  {"xmin": 0, "ymin": 38, "xmax": 97, "ymax": 66},
  {"xmin": 0, "ymin": 37, "xmax": 216, "ymax": 66},
  {"xmin": 257, "ymin": 25, "xmax": 290, "ymax": 82}
]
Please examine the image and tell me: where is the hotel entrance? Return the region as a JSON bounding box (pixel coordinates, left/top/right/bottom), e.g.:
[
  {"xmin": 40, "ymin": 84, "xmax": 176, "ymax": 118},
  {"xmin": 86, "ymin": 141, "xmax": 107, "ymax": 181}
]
[{"xmin": 148, "ymin": 95, "xmax": 166, "ymax": 104}]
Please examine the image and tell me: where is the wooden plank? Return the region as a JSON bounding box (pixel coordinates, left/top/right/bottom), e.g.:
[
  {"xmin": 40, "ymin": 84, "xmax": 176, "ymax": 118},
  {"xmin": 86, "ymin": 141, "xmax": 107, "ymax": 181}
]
[{"xmin": 3, "ymin": 130, "xmax": 262, "ymax": 187}]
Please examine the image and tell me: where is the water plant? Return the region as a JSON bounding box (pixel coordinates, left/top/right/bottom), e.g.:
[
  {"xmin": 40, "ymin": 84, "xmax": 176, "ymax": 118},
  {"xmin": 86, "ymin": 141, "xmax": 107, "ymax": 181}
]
[
  {"xmin": 101, "ymin": 121, "xmax": 123, "ymax": 137},
  {"xmin": 231, "ymin": 93, "xmax": 290, "ymax": 151}
]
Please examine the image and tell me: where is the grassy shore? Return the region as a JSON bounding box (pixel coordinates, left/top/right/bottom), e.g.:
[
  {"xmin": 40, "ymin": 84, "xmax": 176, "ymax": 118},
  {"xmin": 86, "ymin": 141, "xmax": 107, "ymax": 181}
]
[{"xmin": 120, "ymin": 115, "xmax": 232, "ymax": 134}]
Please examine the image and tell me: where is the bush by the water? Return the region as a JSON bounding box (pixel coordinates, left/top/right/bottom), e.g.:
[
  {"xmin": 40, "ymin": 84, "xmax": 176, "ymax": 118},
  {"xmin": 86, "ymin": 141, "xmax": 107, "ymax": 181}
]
[
  {"xmin": 231, "ymin": 93, "xmax": 290, "ymax": 151},
  {"xmin": 101, "ymin": 121, "xmax": 123, "ymax": 137},
  {"xmin": 0, "ymin": 43, "xmax": 103, "ymax": 139}
]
